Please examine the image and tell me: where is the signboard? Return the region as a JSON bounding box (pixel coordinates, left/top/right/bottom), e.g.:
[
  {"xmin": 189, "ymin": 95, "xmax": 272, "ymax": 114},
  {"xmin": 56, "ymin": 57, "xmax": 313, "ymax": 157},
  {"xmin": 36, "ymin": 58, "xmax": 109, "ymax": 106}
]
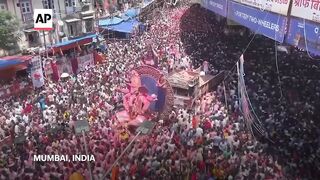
[
  {"xmin": 233, "ymin": 0, "xmax": 291, "ymax": 15},
  {"xmin": 77, "ymin": 54, "xmax": 94, "ymax": 72},
  {"xmin": 44, "ymin": 61, "xmax": 53, "ymax": 76},
  {"xmin": 286, "ymin": 17, "xmax": 320, "ymax": 55},
  {"xmin": 201, "ymin": 0, "xmax": 228, "ymax": 17},
  {"xmin": 291, "ymin": 0, "xmax": 320, "ymax": 22},
  {"xmin": 227, "ymin": 19, "xmax": 241, "ymax": 26},
  {"xmin": 227, "ymin": 1, "xmax": 287, "ymax": 43},
  {"xmin": 34, "ymin": 9, "xmax": 53, "ymax": 31},
  {"xmin": 31, "ymin": 56, "xmax": 45, "ymax": 88},
  {"xmin": 75, "ymin": 120, "xmax": 90, "ymax": 134},
  {"xmin": 136, "ymin": 121, "xmax": 156, "ymax": 135}
]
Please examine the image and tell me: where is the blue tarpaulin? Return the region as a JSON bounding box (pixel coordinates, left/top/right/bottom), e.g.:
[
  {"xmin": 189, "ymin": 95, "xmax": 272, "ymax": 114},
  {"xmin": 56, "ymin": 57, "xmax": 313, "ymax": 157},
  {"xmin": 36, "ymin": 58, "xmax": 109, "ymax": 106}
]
[
  {"xmin": 124, "ymin": 8, "xmax": 140, "ymax": 18},
  {"xmin": 144, "ymin": 0, "xmax": 155, "ymax": 4},
  {"xmin": 102, "ymin": 19, "xmax": 141, "ymax": 33},
  {"xmin": 51, "ymin": 34, "xmax": 97, "ymax": 48},
  {"xmin": 98, "ymin": 17, "xmax": 123, "ymax": 26},
  {"xmin": 0, "ymin": 59, "xmax": 23, "ymax": 69},
  {"xmin": 121, "ymin": 15, "xmax": 130, "ymax": 21}
]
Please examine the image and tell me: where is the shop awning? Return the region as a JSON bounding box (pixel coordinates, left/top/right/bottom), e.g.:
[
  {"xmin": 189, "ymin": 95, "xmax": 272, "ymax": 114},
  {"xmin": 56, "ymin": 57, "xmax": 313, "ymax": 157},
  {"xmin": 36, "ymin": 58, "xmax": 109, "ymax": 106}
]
[
  {"xmin": 0, "ymin": 59, "xmax": 23, "ymax": 70},
  {"xmin": 99, "ymin": 17, "xmax": 123, "ymax": 26},
  {"xmin": 0, "ymin": 55, "xmax": 32, "ymax": 62},
  {"xmin": 23, "ymin": 29, "xmax": 37, "ymax": 33},
  {"xmin": 83, "ymin": 16, "xmax": 94, "ymax": 20},
  {"xmin": 81, "ymin": 10, "xmax": 95, "ymax": 15},
  {"xmin": 124, "ymin": 8, "xmax": 140, "ymax": 18},
  {"xmin": 65, "ymin": 18, "xmax": 81, "ymax": 23},
  {"xmin": 142, "ymin": 0, "xmax": 156, "ymax": 8},
  {"xmin": 101, "ymin": 19, "xmax": 141, "ymax": 34},
  {"xmin": 50, "ymin": 33, "xmax": 97, "ymax": 51}
]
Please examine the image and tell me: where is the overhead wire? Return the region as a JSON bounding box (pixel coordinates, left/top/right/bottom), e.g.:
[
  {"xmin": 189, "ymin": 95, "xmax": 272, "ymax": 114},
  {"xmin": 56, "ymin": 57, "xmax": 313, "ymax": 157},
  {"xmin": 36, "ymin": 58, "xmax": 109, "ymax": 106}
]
[
  {"xmin": 221, "ymin": 4, "xmax": 269, "ymax": 83},
  {"xmin": 236, "ymin": 12, "xmax": 287, "ymax": 141},
  {"xmin": 234, "ymin": 6, "xmax": 277, "ymax": 138},
  {"xmin": 222, "ymin": 6, "xmax": 271, "ymax": 138},
  {"xmin": 274, "ymin": 14, "xmax": 284, "ymax": 99}
]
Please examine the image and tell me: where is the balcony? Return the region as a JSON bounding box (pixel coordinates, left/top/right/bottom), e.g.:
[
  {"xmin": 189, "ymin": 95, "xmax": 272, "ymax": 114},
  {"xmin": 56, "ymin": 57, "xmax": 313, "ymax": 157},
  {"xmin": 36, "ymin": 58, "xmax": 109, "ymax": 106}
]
[
  {"xmin": 66, "ymin": 6, "xmax": 82, "ymax": 15},
  {"xmin": 22, "ymin": 12, "xmax": 33, "ymax": 23}
]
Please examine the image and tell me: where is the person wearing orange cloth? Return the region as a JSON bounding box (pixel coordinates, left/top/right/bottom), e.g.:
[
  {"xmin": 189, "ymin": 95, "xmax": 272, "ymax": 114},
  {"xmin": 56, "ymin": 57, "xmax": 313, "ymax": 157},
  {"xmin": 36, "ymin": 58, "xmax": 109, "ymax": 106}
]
[
  {"xmin": 111, "ymin": 164, "xmax": 119, "ymax": 180},
  {"xmin": 192, "ymin": 115, "xmax": 199, "ymax": 129},
  {"xmin": 69, "ymin": 172, "xmax": 85, "ymax": 180}
]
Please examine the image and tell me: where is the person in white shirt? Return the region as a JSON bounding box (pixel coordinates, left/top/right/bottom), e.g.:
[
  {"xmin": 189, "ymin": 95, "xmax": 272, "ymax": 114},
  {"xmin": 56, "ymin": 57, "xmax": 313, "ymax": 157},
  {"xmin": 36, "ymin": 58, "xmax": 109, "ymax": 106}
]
[
  {"xmin": 195, "ymin": 127, "xmax": 203, "ymax": 137},
  {"xmin": 187, "ymin": 138, "xmax": 194, "ymax": 147},
  {"xmin": 214, "ymin": 119, "xmax": 221, "ymax": 128},
  {"xmin": 233, "ymin": 137, "xmax": 240, "ymax": 149},
  {"xmin": 167, "ymin": 142, "xmax": 175, "ymax": 153},
  {"xmin": 22, "ymin": 114, "xmax": 29, "ymax": 124},
  {"xmin": 14, "ymin": 124, "xmax": 20, "ymax": 136},
  {"xmin": 219, "ymin": 139, "xmax": 228, "ymax": 152}
]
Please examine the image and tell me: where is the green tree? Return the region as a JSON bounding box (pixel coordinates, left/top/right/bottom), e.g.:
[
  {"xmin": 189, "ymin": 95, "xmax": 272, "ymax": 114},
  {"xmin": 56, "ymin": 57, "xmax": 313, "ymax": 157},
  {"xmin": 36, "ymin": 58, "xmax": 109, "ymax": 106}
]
[{"xmin": 0, "ymin": 11, "xmax": 21, "ymax": 50}]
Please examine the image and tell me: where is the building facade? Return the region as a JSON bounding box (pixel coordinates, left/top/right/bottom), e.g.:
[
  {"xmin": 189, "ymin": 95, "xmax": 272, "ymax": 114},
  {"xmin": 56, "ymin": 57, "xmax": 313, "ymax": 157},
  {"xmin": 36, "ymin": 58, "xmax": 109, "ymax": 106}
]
[{"xmin": 0, "ymin": 0, "xmax": 95, "ymax": 53}]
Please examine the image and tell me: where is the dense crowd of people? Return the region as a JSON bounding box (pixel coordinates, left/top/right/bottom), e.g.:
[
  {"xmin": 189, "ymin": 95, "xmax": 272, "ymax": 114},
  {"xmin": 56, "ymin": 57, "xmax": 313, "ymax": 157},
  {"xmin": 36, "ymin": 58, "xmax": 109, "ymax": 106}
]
[
  {"xmin": 179, "ymin": 3, "xmax": 320, "ymax": 179},
  {"xmin": 0, "ymin": 1, "xmax": 319, "ymax": 180}
]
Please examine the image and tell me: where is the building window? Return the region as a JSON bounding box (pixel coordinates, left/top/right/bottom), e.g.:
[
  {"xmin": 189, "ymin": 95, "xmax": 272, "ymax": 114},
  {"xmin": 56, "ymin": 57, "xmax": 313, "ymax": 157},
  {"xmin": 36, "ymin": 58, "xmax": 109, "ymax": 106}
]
[
  {"xmin": 65, "ymin": 0, "xmax": 76, "ymax": 7},
  {"xmin": 0, "ymin": 3, "xmax": 6, "ymax": 11},
  {"xmin": 69, "ymin": 24, "xmax": 74, "ymax": 36},
  {"xmin": 28, "ymin": 33, "xmax": 35, "ymax": 42},
  {"xmin": 85, "ymin": 20, "xmax": 93, "ymax": 32},
  {"xmin": 43, "ymin": 0, "xmax": 55, "ymax": 9},
  {"xmin": 21, "ymin": 1, "xmax": 31, "ymax": 13}
]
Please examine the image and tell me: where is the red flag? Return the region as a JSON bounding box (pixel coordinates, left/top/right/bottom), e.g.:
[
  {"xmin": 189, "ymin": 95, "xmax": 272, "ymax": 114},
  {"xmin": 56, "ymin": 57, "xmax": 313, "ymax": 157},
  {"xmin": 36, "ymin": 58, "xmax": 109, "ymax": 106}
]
[
  {"xmin": 51, "ymin": 60, "xmax": 59, "ymax": 82},
  {"xmin": 192, "ymin": 116, "xmax": 199, "ymax": 129}
]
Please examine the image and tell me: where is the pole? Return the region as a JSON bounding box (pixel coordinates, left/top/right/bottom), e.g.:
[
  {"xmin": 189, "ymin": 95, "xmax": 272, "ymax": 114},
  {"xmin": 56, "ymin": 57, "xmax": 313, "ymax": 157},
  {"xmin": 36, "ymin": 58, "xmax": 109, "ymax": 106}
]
[
  {"xmin": 82, "ymin": 130, "xmax": 93, "ymax": 180},
  {"xmin": 223, "ymin": 81, "xmax": 228, "ymax": 113},
  {"xmin": 57, "ymin": 0, "xmax": 62, "ymax": 19},
  {"xmin": 56, "ymin": 0, "xmax": 62, "ymax": 43},
  {"xmin": 42, "ymin": 31, "xmax": 48, "ymax": 58},
  {"xmin": 101, "ymin": 131, "xmax": 142, "ymax": 180},
  {"xmin": 93, "ymin": 0, "xmax": 97, "ymax": 32}
]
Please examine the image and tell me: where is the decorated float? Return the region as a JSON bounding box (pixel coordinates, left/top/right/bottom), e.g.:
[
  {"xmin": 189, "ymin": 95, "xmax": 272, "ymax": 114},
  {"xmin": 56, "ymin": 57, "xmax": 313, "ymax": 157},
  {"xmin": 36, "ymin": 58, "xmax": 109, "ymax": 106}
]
[{"xmin": 116, "ymin": 65, "xmax": 174, "ymax": 127}]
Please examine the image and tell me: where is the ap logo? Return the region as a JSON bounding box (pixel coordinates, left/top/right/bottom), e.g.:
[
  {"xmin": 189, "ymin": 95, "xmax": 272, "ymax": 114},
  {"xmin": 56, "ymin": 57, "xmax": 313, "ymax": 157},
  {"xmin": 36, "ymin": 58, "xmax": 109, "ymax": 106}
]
[{"xmin": 33, "ymin": 9, "xmax": 53, "ymax": 31}]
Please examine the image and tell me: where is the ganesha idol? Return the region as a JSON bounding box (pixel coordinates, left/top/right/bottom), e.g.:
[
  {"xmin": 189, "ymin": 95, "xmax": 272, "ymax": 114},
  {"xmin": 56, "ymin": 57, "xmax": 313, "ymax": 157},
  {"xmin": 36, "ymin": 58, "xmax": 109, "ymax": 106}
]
[{"xmin": 116, "ymin": 70, "xmax": 158, "ymax": 127}]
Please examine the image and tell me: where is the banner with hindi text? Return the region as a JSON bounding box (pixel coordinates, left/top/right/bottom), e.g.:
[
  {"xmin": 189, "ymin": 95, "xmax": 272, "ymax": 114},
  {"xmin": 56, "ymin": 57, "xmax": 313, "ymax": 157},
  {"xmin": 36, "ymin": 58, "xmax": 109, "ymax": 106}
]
[
  {"xmin": 233, "ymin": 0, "xmax": 291, "ymax": 15},
  {"xmin": 286, "ymin": 17, "xmax": 320, "ymax": 56},
  {"xmin": 291, "ymin": 0, "xmax": 320, "ymax": 22},
  {"xmin": 30, "ymin": 56, "xmax": 45, "ymax": 88}
]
